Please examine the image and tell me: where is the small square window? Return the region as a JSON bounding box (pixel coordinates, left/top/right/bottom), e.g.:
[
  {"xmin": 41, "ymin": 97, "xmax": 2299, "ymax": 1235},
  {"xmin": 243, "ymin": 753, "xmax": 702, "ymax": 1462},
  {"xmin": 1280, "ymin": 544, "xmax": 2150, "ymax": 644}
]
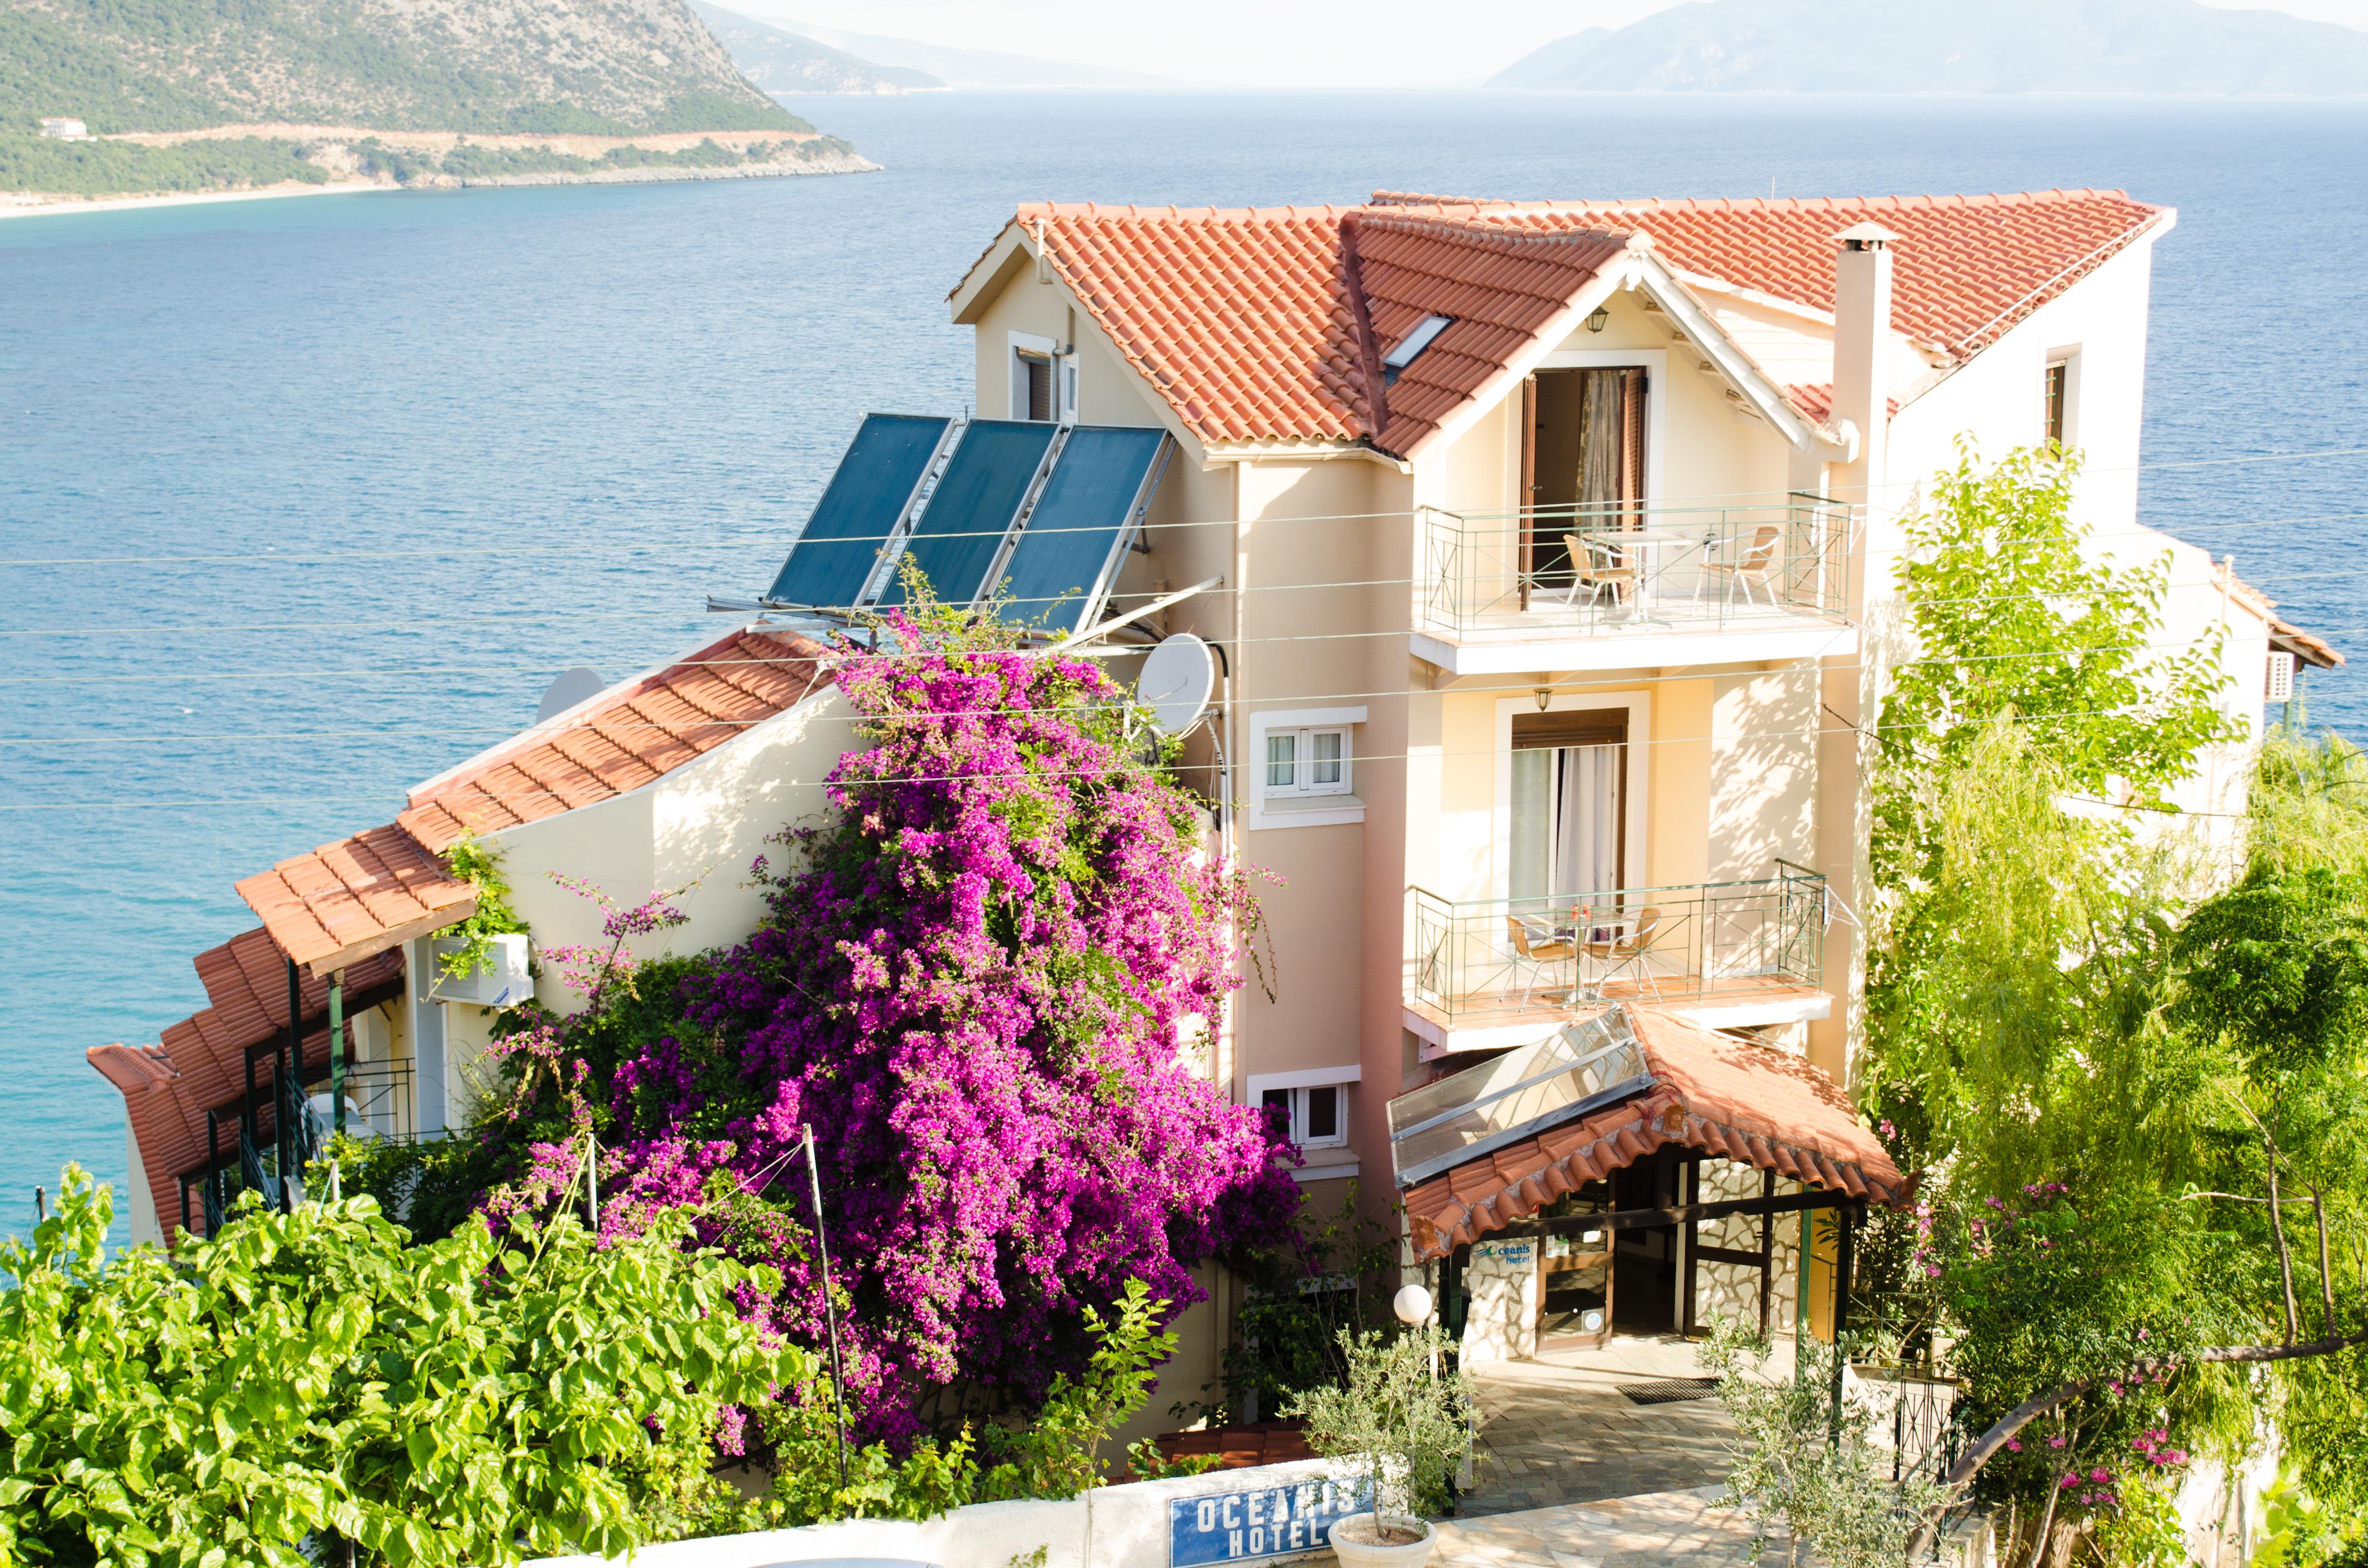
[
  {"xmin": 1261, "ymin": 1084, "xmax": 1349, "ymax": 1149},
  {"xmin": 1261, "ymin": 726, "xmax": 1351, "ymax": 798}
]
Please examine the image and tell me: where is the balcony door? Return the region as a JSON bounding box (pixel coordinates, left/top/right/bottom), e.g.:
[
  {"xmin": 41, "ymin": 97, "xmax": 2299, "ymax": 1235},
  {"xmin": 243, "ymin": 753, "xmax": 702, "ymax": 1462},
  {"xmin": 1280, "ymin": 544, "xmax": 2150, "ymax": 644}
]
[
  {"xmin": 1522, "ymin": 366, "xmax": 1649, "ymax": 595},
  {"xmin": 1508, "ymin": 708, "xmax": 1628, "ymax": 905}
]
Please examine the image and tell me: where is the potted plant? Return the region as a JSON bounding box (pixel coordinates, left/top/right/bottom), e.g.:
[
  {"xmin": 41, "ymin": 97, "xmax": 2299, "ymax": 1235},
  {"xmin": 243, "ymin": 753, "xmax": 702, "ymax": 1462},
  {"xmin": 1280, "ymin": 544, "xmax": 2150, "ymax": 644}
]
[{"xmin": 1285, "ymin": 1326, "xmax": 1475, "ymax": 1568}]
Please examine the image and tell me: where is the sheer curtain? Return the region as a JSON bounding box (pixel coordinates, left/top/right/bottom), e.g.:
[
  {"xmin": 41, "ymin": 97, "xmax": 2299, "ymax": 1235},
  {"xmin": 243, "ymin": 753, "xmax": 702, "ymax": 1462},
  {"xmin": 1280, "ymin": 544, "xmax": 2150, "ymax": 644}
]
[
  {"xmin": 1555, "ymin": 744, "xmax": 1621, "ymax": 895},
  {"xmin": 1510, "ymin": 743, "xmax": 1624, "ymax": 902}
]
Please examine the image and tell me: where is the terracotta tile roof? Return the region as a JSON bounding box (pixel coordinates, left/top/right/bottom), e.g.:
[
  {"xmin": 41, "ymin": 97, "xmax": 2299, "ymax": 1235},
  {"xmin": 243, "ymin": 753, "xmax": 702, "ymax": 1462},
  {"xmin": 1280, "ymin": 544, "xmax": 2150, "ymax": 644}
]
[
  {"xmin": 103, "ymin": 626, "xmax": 838, "ymax": 1235},
  {"xmin": 88, "ymin": 931, "xmax": 404, "ymax": 1242},
  {"xmin": 1402, "ymin": 1007, "xmax": 1907, "ymax": 1262},
  {"xmin": 1370, "ymin": 190, "xmax": 2168, "ymax": 359},
  {"xmin": 2228, "ymin": 576, "xmax": 2344, "ymax": 669},
  {"xmin": 1353, "ymin": 213, "xmax": 1634, "ymax": 455},
  {"xmin": 1007, "ymin": 190, "xmax": 2163, "ymax": 458},
  {"xmin": 1023, "ymin": 203, "xmax": 1373, "ymax": 447},
  {"xmin": 235, "ymin": 627, "xmax": 833, "ymax": 977},
  {"xmin": 398, "ymin": 626, "xmax": 833, "ymax": 851},
  {"xmin": 236, "ymin": 823, "xmax": 477, "ymax": 979}
]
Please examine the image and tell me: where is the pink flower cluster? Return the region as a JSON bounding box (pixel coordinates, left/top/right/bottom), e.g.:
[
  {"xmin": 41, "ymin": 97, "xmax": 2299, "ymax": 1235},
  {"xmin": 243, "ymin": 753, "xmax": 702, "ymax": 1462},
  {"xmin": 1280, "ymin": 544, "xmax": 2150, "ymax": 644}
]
[{"xmin": 592, "ymin": 621, "xmax": 1299, "ymax": 1439}]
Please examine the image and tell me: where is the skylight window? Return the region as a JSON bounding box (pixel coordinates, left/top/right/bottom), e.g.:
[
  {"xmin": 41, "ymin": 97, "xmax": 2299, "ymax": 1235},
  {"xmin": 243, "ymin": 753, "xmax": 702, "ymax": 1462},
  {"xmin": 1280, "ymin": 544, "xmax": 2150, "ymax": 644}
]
[{"xmin": 1382, "ymin": 314, "xmax": 1453, "ymax": 384}]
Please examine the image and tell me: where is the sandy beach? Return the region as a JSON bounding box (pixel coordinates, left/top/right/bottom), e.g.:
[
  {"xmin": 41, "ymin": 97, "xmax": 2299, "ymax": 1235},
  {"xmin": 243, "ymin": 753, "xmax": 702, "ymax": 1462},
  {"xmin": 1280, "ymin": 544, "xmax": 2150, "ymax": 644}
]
[{"xmin": 0, "ymin": 132, "xmax": 877, "ymax": 220}]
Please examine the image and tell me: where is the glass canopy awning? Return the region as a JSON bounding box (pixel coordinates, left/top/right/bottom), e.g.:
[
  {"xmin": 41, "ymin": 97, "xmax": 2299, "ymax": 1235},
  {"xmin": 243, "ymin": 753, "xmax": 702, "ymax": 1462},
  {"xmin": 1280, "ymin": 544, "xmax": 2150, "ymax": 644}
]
[{"xmin": 1387, "ymin": 1008, "xmax": 1651, "ymax": 1189}]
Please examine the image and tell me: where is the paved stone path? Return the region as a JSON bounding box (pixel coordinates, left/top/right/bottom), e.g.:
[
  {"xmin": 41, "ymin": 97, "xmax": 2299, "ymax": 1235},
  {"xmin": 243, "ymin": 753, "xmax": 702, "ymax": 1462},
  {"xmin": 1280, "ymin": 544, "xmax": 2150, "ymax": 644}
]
[
  {"xmin": 1434, "ymin": 1487, "xmax": 1790, "ymax": 1568},
  {"xmin": 1458, "ymin": 1336, "xmax": 1778, "ymax": 1516}
]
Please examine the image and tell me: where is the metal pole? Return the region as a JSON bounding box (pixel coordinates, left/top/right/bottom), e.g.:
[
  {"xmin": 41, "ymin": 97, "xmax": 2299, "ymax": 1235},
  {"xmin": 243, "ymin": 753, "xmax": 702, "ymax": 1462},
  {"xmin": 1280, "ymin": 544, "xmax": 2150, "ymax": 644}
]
[
  {"xmin": 585, "ymin": 1129, "xmax": 599, "ymax": 1235},
  {"xmin": 802, "ymin": 1123, "xmax": 851, "ymax": 1490},
  {"xmin": 1829, "ymin": 1204, "xmax": 1856, "ymax": 1449},
  {"xmin": 328, "ymin": 968, "xmax": 346, "ymax": 1137},
  {"xmin": 34, "ymin": 1187, "xmax": 45, "ymax": 1225},
  {"xmin": 284, "ymin": 957, "xmax": 302, "ymax": 1212}
]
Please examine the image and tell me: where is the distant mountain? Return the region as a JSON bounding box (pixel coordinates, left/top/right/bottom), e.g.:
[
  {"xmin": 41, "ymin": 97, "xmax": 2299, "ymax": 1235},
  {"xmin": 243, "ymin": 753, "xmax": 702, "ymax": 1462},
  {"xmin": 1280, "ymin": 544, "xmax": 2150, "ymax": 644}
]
[
  {"xmin": 1489, "ymin": 0, "xmax": 2368, "ymax": 94},
  {"xmin": 775, "ymin": 18, "xmax": 1177, "ymax": 89},
  {"xmin": 1, "ymin": 0, "xmax": 807, "ymax": 134},
  {"xmin": 688, "ymin": 2, "xmax": 944, "ymax": 94}
]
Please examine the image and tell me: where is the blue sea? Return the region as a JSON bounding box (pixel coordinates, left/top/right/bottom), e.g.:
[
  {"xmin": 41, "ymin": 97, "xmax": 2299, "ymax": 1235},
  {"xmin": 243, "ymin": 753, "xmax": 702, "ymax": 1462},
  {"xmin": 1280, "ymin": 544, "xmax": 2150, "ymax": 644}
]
[{"xmin": 4, "ymin": 91, "xmax": 2365, "ymax": 1240}]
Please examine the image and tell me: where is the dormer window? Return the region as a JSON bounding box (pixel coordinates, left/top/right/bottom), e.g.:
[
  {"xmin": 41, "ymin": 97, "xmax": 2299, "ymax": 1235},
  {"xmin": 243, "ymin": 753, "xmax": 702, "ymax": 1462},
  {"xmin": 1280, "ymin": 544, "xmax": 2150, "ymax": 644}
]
[{"xmin": 1383, "ymin": 314, "xmax": 1453, "ymax": 385}]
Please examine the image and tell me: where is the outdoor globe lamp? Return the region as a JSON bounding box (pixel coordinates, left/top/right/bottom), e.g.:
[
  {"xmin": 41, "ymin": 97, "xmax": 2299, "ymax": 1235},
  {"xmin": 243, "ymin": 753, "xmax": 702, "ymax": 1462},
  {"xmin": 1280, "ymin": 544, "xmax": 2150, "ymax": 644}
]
[{"xmin": 1393, "ymin": 1284, "xmax": 1433, "ymax": 1326}]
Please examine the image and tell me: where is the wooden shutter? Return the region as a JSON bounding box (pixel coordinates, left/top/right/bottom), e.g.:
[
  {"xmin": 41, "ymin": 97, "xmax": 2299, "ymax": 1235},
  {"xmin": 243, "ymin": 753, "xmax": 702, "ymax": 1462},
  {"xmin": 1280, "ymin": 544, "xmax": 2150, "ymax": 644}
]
[
  {"xmin": 1620, "ymin": 366, "xmax": 1648, "ymax": 524},
  {"xmin": 1512, "ymin": 709, "xmax": 1629, "ymax": 750},
  {"xmin": 1025, "ymin": 356, "xmax": 1054, "ymax": 422},
  {"xmin": 1519, "ymin": 373, "xmax": 1538, "ymax": 610}
]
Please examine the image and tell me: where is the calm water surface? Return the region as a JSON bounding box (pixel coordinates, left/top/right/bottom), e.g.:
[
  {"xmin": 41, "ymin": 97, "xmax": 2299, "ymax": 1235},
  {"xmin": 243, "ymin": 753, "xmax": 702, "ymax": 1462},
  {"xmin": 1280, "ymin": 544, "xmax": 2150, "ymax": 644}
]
[{"xmin": 4, "ymin": 91, "xmax": 2365, "ymax": 1236}]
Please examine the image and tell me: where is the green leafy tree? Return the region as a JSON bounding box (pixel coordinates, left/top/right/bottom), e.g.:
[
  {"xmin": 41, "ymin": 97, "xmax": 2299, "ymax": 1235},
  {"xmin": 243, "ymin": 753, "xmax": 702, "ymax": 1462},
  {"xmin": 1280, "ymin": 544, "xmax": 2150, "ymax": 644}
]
[
  {"xmin": 0, "ymin": 1167, "xmax": 799, "ymax": 1567},
  {"xmin": 1875, "ymin": 440, "xmax": 2232, "ymax": 897},
  {"xmin": 1285, "ymin": 1328, "xmax": 1472, "ymax": 1537},
  {"xmin": 1703, "ymin": 1322, "xmax": 1952, "ymax": 1568}
]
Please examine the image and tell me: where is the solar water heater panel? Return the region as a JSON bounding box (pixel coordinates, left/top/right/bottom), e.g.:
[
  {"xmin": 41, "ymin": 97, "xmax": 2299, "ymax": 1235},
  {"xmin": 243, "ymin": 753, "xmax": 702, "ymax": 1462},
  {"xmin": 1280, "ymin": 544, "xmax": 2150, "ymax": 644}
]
[
  {"xmin": 765, "ymin": 414, "xmax": 951, "ymax": 609},
  {"xmin": 994, "ymin": 427, "xmax": 1170, "ymax": 635},
  {"xmin": 877, "ymin": 419, "xmax": 1058, "ymax": 608}
]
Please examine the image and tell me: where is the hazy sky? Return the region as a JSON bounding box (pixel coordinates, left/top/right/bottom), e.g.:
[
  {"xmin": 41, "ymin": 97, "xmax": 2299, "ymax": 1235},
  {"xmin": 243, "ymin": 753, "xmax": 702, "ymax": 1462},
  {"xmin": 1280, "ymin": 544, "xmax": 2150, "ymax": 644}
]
[{"xmin": 751, "ymin": 0, "xmax": 2368, "ymax": 87}]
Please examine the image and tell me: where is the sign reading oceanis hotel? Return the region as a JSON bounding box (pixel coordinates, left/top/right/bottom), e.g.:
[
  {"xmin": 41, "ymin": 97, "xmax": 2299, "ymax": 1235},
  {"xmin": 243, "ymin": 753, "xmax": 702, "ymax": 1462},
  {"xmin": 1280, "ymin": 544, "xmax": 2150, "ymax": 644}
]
[{"xmin": 1168, "ymin": 1475, "xmax": 1372, "ymax": 1567}]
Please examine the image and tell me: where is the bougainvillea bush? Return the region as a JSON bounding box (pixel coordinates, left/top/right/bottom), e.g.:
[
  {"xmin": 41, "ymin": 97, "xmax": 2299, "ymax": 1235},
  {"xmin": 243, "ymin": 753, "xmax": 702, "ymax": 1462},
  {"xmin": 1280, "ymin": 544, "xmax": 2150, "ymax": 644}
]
[{"xmin": 379, "ymin": 602, "xmax": 1300, "ymax": 1446}]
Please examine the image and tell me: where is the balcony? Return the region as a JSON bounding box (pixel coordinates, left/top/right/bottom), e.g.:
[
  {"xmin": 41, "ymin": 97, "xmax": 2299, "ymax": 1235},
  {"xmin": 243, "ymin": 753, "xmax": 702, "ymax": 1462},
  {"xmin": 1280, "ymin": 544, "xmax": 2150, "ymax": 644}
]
[
  {"xmin": 1412, "ymin": 496, "xmax": 1858, "ymax": 674},
  {"xmin": 1403, "ymin": 865, "xmax": 1831, "ymax": 1056}
]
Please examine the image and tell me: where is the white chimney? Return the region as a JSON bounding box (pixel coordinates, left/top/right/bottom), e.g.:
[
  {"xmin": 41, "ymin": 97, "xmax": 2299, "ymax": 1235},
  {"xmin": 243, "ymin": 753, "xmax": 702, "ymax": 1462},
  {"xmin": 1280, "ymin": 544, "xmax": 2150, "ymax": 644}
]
[{"xmin": 1830, "ymin": 221, "xmax": 1900, "ymax": 510}]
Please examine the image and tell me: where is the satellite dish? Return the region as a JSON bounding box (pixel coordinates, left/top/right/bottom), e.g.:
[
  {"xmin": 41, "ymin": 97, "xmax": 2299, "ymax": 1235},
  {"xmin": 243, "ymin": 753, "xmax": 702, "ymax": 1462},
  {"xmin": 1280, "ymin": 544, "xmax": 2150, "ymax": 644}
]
[
  {"xmin": 1137, "ymin": 633, "xmax": 1216, "ymax": 737},
  {"xmin": 536, "ymin": 666, "xmax": 606, "ymax": 724}
]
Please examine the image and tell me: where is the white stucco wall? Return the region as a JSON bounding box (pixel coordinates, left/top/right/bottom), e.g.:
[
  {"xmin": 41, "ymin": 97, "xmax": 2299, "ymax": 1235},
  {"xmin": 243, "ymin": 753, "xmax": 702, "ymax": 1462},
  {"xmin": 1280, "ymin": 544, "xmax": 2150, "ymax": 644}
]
[
  {"xmin": 527, "ymin": 1458, "xmax": 1371, "ymax": 1568},
  {"xmin": 430, "ymin": 678, "xmax": 850, "ymax": 1118}
]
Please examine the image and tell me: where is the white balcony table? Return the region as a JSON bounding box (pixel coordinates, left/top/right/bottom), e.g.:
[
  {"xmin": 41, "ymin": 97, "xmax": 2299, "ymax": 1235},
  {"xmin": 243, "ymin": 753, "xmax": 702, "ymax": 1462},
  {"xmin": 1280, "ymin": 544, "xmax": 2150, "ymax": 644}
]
[{"xmin": 1572, "ymin": 528, "xmax": 1711, "ymax": 625}]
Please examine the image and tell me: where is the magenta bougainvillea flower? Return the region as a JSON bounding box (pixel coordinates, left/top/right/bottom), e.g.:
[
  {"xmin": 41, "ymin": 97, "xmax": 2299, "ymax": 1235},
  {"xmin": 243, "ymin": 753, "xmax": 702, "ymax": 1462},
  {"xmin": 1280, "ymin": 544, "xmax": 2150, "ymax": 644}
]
[{"xmin": 583, "ymin": 612, "xmax": 1299, "ymax": 1439}]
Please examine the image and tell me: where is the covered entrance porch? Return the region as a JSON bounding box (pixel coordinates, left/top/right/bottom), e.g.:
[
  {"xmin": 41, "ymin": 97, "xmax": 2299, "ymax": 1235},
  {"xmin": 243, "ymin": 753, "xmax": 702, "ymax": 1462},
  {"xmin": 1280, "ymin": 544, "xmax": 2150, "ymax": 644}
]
[{"xmin": 1391, "ymin": 1005, "xmax": 1907, "ymax": 1365}]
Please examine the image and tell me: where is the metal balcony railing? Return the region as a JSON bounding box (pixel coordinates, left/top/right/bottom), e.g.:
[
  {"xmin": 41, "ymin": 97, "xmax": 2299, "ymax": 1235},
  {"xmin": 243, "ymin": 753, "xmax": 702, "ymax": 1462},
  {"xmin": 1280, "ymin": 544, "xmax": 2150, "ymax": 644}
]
[
  {"xmin": 1416, "ymin": 494, "xmax": 1855, "ymax": 641},
  {"xmin": 1405, "ymin": 863, "xmax": 1828, "ymax": 1031},
  {"xmin": 306, "ymin": 1059, "xmax": 419, "ymax": 1143}
]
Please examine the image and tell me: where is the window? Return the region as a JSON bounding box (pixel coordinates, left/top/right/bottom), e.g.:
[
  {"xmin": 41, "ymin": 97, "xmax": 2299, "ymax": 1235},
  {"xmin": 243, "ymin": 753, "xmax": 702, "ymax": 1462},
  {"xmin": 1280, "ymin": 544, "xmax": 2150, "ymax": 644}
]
[
  {"xmin": 1020, "ymin": 352, "xmax": 1054, "ymax": 422},
  {"xmin": 1382, "ymin": 314, "xmax": 1453, "ymax": 385},
  {"xmin": 2043, "ymin": 359, "xmax": 2070, "ymax": 448},
  {"xmin": 1261, "ymin": 1083, "xmax": 1347, "ymax": 1148},
  {"xmin": 1264, "ymin": 726, "xmax": 1351, "ymax": 797}
]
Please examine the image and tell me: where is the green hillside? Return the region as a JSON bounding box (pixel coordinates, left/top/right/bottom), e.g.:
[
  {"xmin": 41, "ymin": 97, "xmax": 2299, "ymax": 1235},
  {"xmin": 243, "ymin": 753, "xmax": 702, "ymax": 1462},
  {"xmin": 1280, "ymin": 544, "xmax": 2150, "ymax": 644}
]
[{"xmin": 2, "ymin": 0, "xmax": 809, "ymax": 134}]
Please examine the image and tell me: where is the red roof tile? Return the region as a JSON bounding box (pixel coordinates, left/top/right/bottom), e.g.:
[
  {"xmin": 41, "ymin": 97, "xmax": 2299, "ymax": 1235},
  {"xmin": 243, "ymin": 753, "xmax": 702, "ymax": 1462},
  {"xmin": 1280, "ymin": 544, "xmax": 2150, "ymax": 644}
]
[
  {"xmin": 233, "ymin": 627, "xmax": 833, "ymax": 977},
  {"xmin": 1371, "ymin": 190, "xmax": 2168, "ymax": 358},
  {"xmin": 1402, "ymin": 1007, "xmax": 1907, "ymax": 1261},
  {"xmin": 236, "ymin": 823, "xmax": 477, "ymax": 978},
  {"xmin": 398, "ymin": 626, "xmax": 831, "ymax": 849},
  {"xmin": 1010, "ymin": 190, "xmax": 2164, "ymax": 459},
  {"xmin": 90, "ymin": 932, "xmax": 404, "ymax": 1242}
]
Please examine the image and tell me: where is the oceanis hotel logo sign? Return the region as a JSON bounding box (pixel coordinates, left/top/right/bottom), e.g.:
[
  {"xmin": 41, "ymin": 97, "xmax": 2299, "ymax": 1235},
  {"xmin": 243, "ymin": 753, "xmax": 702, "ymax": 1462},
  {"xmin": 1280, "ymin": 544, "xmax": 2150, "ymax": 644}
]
[{"xmin": 1168, "ymin": 1474, "xmax": 1373, "ymax": 1567}]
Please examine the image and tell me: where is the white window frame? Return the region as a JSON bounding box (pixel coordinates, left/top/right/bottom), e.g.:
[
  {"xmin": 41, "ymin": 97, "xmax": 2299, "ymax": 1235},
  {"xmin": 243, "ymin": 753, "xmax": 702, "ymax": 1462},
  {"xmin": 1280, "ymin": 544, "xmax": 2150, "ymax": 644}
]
[
  {"xmin": 1248, "ymin": 705, "xmax": 1367, "ymax": 830},
  {"xmin": 1248, "ymin": 1066, "xmax": 1360, "ymax": 1156},
  {"xmin": 1007, "ymin": 329, "xmax": 1077, "ymax": 425}
]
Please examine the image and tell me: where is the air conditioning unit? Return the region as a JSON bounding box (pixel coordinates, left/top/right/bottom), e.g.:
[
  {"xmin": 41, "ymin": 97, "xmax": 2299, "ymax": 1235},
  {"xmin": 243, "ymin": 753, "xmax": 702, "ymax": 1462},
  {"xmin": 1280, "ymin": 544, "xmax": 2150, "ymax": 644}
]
[
  {"xmin": 2266, "ymin": 651, "xmax": 2297, "ymax": 703},
  {"xmin": 429, "ymin": 932, "xmax": 533, "ymax": 1007}
]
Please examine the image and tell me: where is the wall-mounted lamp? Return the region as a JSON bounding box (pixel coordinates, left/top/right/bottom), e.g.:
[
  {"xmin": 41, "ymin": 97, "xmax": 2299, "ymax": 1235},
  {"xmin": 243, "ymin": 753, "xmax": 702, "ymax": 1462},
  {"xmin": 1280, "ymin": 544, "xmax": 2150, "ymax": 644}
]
[
  {"xmin": 1585, "ymin": 307, "xmax": 1610, "ymax": 333},
  {"xmin": 1535, "ymin": 686, "xmax": 1554, "ymax": 712}
]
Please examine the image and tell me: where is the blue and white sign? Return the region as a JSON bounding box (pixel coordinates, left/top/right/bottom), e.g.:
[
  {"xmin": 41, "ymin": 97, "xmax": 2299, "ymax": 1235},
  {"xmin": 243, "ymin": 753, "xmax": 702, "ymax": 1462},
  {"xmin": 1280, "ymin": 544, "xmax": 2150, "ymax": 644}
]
[{"xmin": 1168, "ymin": 1475, "xmax": 1373, "ymax": 1567}]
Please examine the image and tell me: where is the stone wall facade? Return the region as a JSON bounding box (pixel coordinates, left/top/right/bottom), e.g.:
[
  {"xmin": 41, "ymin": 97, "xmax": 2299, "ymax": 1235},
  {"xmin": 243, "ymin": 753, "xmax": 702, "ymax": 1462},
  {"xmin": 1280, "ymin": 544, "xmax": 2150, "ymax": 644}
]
[
  {"xmin": 1690, "ymin": 1162, "xmax": 1804, "ymax": 1336},
  {"xmin": 1459, "ymin": 1237, "xmax": 1539, "ymax": 1365}
]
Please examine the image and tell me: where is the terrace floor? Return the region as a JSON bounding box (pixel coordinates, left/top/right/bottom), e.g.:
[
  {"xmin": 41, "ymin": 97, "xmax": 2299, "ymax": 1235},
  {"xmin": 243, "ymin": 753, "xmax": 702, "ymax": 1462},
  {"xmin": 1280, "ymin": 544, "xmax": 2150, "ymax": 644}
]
[
  {"xmin": 1434, "ymin": 1487, "xmax": 1788, "ymax": 1568},
  {"xmin": 1457, "ymin": 1335, "xmax": 1783, "ymax": 1517}
]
